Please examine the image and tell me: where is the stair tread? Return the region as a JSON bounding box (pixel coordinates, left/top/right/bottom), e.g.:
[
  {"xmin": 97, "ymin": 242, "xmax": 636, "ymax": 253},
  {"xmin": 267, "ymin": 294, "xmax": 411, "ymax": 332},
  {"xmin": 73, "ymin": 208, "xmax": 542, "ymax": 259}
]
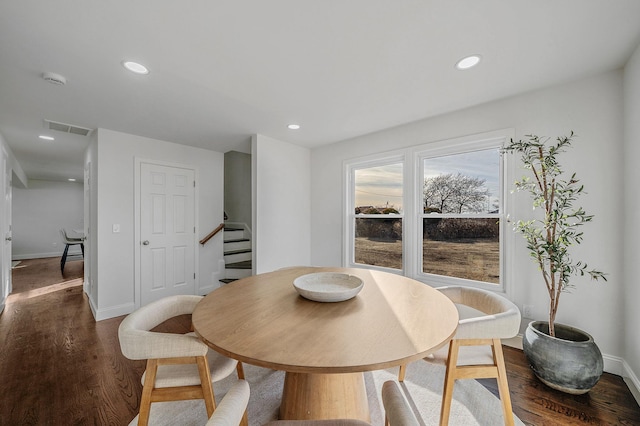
[
  {"xmin": 224, "ymin": 249, "xmax": 252, "ymax": 256},
  {"xmin": 224, "ymin": 238, "xmax": 250, "ymax": 243},
  {"xmin": 226, "ymin": 260, "xmax": 252, "ymax": 269},
  {"xmin": 219, "ymin": 278, "xmax": 238, "ymax": 284},
  {"xmin": 224, "ymin": 227, "xmax": 244, "ymax": 231}
]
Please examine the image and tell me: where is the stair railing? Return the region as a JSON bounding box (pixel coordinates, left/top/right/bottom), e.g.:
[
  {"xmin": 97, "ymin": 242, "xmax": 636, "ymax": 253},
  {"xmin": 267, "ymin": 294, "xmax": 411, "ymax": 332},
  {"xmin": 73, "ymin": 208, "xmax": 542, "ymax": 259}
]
[{"xmin": 200, "ymin": 223, "xmax": 224, "ymax": 245}]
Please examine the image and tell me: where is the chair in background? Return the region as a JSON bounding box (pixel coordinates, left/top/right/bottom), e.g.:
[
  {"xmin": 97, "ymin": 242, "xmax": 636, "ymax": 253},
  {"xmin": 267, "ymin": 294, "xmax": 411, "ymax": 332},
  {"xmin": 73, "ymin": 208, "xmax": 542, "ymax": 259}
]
[
  {"xmin": 398, "ymin": 286, "xmax": 521, "ymax": 426},
  {"xmin": 118, "ymin": 295, "xmax": 243, "ymax": 426},
  {"xmin": 59, "ymin": 228, "xmax": 84, "ymax": 273},
  {"xmin": 205, "ymin": 379, "xmax": 250, "ymax": 426}
]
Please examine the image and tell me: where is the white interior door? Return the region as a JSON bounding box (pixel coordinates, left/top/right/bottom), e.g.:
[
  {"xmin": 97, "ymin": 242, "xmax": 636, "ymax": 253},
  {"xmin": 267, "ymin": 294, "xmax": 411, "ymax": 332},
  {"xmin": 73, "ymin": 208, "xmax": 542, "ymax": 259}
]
[{"xmin": 140, "ymin": 162, "xmax": 196, "ymax": 305}]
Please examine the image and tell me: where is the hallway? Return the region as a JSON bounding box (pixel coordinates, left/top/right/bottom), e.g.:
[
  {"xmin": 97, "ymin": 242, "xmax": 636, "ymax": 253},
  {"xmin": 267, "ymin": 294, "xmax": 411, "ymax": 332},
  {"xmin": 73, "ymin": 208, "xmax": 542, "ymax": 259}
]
[{"xmin": 0, "ymin": 257, "xmax": 149, "ymax": 425}]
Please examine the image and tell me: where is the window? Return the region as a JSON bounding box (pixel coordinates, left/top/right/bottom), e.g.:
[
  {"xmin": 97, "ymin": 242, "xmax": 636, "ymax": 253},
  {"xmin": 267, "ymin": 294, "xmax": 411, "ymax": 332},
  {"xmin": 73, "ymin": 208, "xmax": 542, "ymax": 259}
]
[
  {"xmin": 346, "ymin": 157, "xmax": 404, "ymax": 271},
  {"xmin": 420, "ymin": 148, "xmax": 502, "ymax": 285},
  {"xmin": 344, "ymin": 130, "xmax": 510, "ymax": 290}
]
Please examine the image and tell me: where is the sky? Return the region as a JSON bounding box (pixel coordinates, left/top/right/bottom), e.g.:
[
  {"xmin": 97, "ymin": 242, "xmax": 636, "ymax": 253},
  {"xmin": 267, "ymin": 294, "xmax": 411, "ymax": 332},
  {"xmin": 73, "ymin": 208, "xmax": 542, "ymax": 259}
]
[
  {"xmin": 354, "ymin": 163, "xmax": 403, "ymax": 211},
  {"xmin": 354, "ymin": 148, "xmax": 500, "ymax": 213}
]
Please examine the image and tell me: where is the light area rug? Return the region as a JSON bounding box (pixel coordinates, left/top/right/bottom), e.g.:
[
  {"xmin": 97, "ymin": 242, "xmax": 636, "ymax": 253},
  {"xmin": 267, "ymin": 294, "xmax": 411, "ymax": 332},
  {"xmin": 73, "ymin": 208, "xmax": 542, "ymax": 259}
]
[{"xmin": 129, "ymin": 360, "xmax": 524, "ymax": 426}]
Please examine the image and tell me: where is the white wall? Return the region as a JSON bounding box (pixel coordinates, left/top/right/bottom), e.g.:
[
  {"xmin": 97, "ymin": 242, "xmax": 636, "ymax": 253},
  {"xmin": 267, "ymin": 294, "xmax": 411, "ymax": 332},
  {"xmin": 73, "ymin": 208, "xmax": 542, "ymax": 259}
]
[
  {"xmin": 88, "ymin": 129, "xmax": 224, "ymax": 320},
  {"xmin": 311, "ymin": 70, "xmax": 625, "ymax": 371},
  {"xmin": 12, "ymin": 180, "xmax": 84, "ymax": 259},
  {"xmin": 252, "ymin": 134, "xmax": 311, "ymax": 273},
  {"xmin": 224, "ymin": 151, "xmax": 252, "ymax": 227},
  {"xmin": 623, "ymin": 42, "xmax": 640, "ymax": 396},
  {"xmin": 0, "ymin": 133, "xmax": 27, "ymax": 189}
]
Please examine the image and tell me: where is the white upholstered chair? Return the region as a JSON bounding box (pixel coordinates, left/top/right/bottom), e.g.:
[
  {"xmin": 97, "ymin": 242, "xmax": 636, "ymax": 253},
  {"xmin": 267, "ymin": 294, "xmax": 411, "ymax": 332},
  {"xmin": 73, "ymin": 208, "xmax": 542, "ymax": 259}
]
[
  {"xmin": 398, "ymin": 286, "xmax": 521, "ymax": 426},
  {"xmin": 205, "ymin": 379, "xmax": 250, "ymax": 426},
  {"xmin": 59, "ymin": 228, "xmax": 84, "ymax": 273},
  {"xmin": 118, "ymin": 295, "xmax": 243, "ymax": 426},
  {"xmin": 382, "ymin": 380, "xmax": 420, "ymax": 426}
]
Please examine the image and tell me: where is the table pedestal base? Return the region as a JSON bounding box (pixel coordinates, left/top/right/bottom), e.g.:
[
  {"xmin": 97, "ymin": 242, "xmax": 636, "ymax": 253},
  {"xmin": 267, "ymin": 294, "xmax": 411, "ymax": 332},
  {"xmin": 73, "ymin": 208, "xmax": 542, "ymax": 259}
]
[{"xmin": 280, "ymin": 372, "xmax": 370, "ymax": 421}]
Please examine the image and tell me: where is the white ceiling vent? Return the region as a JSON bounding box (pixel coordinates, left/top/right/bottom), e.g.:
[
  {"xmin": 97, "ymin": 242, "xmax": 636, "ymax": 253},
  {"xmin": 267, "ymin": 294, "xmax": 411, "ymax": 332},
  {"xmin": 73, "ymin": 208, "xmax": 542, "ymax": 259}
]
[{"xmin": 44, "ymin": 119, "xmax": 94, "ymax": 136}]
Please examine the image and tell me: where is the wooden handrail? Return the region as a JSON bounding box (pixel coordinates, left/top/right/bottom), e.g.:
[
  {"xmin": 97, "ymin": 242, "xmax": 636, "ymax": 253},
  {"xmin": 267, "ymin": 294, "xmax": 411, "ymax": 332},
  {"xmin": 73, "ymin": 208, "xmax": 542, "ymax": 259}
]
[{"xmin": 200, "ymin": 223, "xmax": 224, "ymax": 245}]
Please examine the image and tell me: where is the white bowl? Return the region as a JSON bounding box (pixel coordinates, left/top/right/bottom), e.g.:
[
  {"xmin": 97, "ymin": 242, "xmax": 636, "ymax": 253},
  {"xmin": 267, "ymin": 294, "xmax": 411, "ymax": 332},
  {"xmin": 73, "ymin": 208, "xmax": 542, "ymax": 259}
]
[{"xmin": 293, "ymin": 272, "xmax": 364, "ymax": 302}]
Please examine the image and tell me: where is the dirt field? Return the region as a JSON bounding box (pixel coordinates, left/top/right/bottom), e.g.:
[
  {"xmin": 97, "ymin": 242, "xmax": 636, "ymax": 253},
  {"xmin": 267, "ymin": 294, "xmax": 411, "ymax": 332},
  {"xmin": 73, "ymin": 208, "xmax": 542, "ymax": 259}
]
[
  {"xmin": 355, "ymin": 237, "xmax": 499, "ymax": 283},
  {"xmin": 354, "ymin": 238, "xmax": 403, "ymax": 269}
]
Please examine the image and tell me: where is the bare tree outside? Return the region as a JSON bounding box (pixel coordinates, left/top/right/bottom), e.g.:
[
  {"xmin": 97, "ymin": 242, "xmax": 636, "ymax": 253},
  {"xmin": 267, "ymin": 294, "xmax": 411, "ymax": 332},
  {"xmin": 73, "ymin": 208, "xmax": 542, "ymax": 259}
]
[{"xmin": 423, "ymin": 173, "xmax": 489, "ymax": 214}]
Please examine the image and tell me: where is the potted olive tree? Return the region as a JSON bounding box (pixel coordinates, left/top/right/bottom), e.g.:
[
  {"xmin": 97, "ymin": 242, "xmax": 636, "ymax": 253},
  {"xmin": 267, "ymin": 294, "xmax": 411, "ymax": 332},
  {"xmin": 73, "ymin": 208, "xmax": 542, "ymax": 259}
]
[{"xmin": 502, "ymin": 132, "xmax": 607, "ymax": 394}]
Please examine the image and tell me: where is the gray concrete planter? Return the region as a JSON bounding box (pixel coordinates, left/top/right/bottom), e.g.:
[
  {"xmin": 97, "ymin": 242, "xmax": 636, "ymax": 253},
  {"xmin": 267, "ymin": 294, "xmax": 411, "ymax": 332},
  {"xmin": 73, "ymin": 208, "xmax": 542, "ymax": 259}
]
[{"xmin": 523, "ymin": 321, "xmax": 603, "ymax": 395}]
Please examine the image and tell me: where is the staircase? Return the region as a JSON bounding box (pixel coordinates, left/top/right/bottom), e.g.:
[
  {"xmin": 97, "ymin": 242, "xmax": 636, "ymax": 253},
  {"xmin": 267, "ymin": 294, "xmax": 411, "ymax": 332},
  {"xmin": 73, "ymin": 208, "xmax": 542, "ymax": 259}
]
[{"xmin": 220, "ymin": 225, "xmax": 252, "ymax": 284}]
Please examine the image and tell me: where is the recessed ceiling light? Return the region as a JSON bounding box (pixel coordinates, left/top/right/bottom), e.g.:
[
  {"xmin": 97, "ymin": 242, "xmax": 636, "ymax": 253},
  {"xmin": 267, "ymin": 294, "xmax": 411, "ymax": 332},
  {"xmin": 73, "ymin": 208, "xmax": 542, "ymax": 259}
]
[
  {"xmin": 122, "ymin": 60, "xmax": 150, "ymax": 75},
  {"xmin": 287, "ymin": 124, "xmax": 301, "ymax": 130},
  {"xmin": 455, "ymin": 55, "xmax": 481, "ymax": 70},
  {"xmin": 39, "ymin": 135, "xmax": 55, "ymax": 141}
]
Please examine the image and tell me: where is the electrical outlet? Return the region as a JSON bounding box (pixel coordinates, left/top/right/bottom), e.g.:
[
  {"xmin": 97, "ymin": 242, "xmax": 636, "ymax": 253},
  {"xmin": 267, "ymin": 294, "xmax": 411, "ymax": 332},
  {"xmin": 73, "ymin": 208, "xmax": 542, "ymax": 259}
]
[{"xmin": 523, "ymin": 304, "xmax": 533, "ymax": 318}]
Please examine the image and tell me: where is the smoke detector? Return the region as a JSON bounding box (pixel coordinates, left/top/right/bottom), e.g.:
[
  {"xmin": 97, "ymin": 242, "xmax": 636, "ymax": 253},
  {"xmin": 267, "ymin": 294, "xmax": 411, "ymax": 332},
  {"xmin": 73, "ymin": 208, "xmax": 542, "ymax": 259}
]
[{"xmin": 42, "ymin": 72, "xmax": 67, "ymax": 85}]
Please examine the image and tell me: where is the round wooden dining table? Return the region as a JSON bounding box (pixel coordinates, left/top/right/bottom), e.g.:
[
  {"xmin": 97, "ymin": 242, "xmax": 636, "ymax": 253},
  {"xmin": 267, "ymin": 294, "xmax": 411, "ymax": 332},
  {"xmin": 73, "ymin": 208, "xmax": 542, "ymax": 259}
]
[{"xmin": 192, "ymin": 266, "xmax": 459, "ymax": 421}]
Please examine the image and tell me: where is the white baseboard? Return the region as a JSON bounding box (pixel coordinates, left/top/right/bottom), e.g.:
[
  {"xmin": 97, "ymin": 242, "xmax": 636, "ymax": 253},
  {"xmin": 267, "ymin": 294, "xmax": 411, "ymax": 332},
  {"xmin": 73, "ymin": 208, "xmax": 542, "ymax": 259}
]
[
  {"xmin": 87, "ymin": 293, "xmax": 97, "ymax": 318},
  {"xmin": 12, "ymin": 252, "xmax": 61, "ymax": 260},
  {"xmin": 12, "ymin": 251, "xmax": 84, "ymax": 260},
  {"xmin": 603, "ymin": 353, "xmax": 624, "ymax": 376},
  {"xmin": 201, "ymin": 259, "xmax": 226, "ymax": 293},
  {"xmin": 199, "ymin": 282, "xmax": 220, "ymax": 295},
  {"xmin": 623, "ymin": 360, "xmax": 640, "ymax": 406},
  {"xmin": 93, "ymin": 301, "xmax": 135, "ymax": 321},
  {"xmin": 503, "ymin": 334, "xmax": 523, "ymax": 350}
]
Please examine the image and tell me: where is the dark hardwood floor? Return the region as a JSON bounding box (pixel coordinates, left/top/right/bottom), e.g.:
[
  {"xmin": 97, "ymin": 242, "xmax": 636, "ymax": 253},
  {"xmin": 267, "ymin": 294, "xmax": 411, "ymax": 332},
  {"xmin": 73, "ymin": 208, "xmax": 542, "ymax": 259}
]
[
  {"xmin": 478, "ymin": 347, "xmax": 640, "ymax": 426},
  {"xmin": 1, "ymin": 258, "xmax": 639, "ymax": 425}
]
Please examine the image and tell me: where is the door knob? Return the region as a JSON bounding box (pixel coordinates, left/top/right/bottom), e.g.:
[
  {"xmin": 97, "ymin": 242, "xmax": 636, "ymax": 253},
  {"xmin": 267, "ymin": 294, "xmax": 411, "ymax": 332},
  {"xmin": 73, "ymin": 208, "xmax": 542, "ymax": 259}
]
[{"xmin": 142, "ymin": 240, "xmax": 150, "ymax": 245}]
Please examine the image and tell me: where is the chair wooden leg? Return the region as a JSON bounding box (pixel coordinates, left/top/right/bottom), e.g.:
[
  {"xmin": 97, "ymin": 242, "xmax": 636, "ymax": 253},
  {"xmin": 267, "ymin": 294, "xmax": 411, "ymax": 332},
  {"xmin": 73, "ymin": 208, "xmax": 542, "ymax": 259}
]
[
  {"xmin": 138, "ymin": 359, "xmax": 159, "ymax": 426},
  {"xmin": 236, "ymin": 362, "xmax": 245, "ymax": 380},
  {"xmin": 492, "ymin": 339, "xmax": 515, "ymax": 426},
  {"xmin": 240, "ymin": 408, "xmax": 249, "ymax": 426},
  {"xmin": 398, "ymin": 364, "xmax": 407, "ymax": 382},
  {"xmin": 440, "ymin": 340, "xmax": 459, "ymax": 426},
  {"xmin": 196, "ymin": 355, "xmax": 216, "ymax": 416}
]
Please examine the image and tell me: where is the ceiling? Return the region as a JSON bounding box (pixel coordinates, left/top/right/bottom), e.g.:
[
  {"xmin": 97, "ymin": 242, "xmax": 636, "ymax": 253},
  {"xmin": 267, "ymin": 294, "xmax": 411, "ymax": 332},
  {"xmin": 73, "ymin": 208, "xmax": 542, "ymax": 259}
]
[{"xmin": 1, "ymin": 1, "xmax": 639, "ymax": 183}]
